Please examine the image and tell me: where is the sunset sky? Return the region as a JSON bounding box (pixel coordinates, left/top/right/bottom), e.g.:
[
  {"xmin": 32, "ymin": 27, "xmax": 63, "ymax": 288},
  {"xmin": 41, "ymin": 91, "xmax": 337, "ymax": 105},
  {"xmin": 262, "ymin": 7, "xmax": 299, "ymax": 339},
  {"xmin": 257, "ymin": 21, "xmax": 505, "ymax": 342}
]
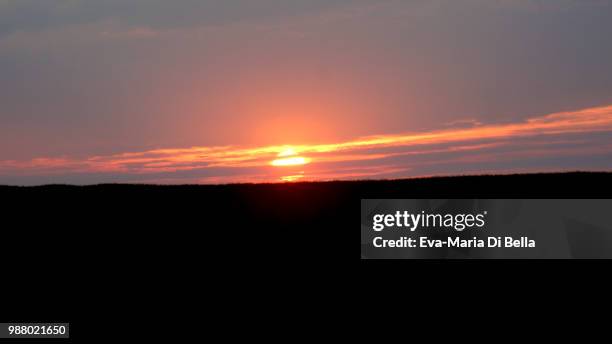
[{"xmin": 1, "ymin": 0, "xmax": 612, "ymax": 184}]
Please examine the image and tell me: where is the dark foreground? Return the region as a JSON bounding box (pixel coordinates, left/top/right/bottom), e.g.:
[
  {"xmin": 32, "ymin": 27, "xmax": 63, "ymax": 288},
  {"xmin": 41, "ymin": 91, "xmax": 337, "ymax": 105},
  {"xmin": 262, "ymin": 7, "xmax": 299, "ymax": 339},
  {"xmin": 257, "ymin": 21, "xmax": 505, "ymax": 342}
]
[{"xmin": 1, "ymin": 172, "xmax": 611, "ymax": 341}]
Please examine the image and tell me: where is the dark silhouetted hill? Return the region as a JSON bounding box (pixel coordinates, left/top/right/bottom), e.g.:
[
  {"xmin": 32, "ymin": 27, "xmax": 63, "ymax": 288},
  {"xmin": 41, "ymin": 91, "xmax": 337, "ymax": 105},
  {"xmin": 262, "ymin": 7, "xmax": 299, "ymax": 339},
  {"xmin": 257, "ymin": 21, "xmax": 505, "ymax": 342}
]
[{"xmin": 1, "ymin": 172, "xmax": 611, "ymax": 341}]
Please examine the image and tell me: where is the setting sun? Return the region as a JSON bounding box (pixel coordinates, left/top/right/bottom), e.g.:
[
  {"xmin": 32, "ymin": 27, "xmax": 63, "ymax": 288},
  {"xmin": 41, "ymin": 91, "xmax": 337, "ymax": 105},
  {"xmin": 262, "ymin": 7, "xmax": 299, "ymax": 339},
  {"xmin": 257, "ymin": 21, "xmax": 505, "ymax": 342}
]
[
  {"xmin": 271, "ymin": 156, "xmax": 310, "ymax": 166},
  {"xmin": 271, "ymin": 147, "xmax": 310, "ymax": 166}
]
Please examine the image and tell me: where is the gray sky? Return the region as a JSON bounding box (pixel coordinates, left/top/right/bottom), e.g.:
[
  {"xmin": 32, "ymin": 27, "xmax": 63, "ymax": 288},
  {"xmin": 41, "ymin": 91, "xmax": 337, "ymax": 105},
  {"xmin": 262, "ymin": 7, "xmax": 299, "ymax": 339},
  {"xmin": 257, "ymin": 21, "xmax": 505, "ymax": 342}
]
[{"xmin": 1, "ymin": 0, "xmax": 612, "ymax": 184}]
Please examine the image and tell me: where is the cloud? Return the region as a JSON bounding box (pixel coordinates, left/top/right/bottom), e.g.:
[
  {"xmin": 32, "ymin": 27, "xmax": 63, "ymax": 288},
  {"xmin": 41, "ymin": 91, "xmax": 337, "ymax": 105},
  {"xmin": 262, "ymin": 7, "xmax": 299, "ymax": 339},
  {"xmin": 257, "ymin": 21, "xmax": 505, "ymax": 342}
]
[
  {"xmin": 2, "ymin": 104, "xmax": 612, "ymax": 185},
  {"xmin": 0, "ymin": 0, "xmax": 370, "ymax": 37}
]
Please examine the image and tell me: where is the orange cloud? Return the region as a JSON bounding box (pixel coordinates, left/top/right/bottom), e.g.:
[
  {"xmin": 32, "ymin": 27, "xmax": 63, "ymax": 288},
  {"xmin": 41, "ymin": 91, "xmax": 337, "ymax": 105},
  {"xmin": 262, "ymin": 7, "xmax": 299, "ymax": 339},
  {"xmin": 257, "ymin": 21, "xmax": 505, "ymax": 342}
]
[{"xmin": 2, "ymin": 104, "xmax": 612, "ymax": 183}]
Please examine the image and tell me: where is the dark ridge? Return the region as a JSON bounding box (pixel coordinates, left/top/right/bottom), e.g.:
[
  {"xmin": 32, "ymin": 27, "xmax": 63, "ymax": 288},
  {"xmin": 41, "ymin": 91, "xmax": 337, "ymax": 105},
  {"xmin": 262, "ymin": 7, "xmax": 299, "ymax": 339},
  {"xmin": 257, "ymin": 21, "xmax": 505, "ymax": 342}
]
[
  {"xmin": 1, "ymin": 171, "xmax": 611, "ymax": 197},
  {"xmin": 2, "ymin": 171, "xmax": 610, "ymax": 338}
]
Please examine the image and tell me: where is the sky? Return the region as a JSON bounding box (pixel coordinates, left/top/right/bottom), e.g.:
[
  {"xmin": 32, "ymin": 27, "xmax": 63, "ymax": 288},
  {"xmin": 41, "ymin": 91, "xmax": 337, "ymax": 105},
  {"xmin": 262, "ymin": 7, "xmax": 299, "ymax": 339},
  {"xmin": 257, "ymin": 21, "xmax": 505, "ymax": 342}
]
[{"xmin": 1, "ymin": 0, "xmax": 612, "ymax": 184}]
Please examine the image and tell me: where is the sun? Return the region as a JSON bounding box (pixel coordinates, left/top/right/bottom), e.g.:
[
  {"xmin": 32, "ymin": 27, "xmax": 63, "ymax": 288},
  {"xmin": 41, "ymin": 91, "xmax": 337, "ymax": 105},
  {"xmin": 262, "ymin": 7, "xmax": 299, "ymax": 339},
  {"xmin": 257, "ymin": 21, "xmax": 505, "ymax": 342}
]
[
  {"xmin": 271, "ymin": 147, "xmax": 310, "ymax": 166},
  {"xmin": 271, "ymin": 156, "xmax": 309, "ymax": 166}
]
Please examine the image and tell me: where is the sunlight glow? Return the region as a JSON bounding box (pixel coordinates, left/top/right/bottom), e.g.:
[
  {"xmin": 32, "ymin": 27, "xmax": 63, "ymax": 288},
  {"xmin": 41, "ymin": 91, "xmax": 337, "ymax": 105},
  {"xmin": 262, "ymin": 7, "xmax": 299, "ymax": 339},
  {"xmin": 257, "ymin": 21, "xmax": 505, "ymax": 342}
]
[
  {"xmin": 271, "ymin": 146, "xmax": 310, "ymax": 166},
  {"xmin": 271, "ymin": 156, "xmax": 310, "ymax": 166},
  {"xmin": 280, "ymin": 172, "xmax": 305, "ymax": 182},
  {"xmin": 278, "ymin": 147, "xmax": 298, "ymax": 157}
]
